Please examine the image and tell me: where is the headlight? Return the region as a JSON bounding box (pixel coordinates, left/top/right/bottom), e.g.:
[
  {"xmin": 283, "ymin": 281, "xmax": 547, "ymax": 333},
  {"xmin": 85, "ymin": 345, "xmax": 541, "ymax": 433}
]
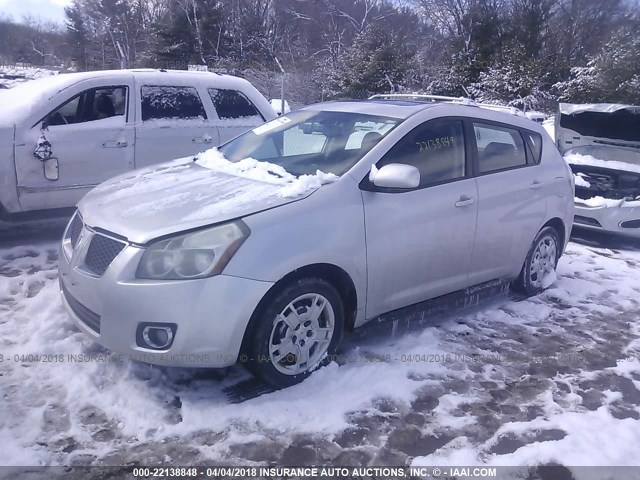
[
  {"xmin": 136, "ymin": 221, "xmax": 250, "ymax": 280},
  {"xmin": 62, "ymin": 210, "xmax": 82, "ymax": 261}
]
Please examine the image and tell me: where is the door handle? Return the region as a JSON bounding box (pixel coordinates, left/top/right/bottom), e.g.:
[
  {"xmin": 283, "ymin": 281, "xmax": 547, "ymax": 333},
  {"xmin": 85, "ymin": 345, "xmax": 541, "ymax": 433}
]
[
  {"xmin": 530, "ymin": 181, "xmax": 543, "ymax": 190},
  {"xmin": 102, "ymin": 140, "xmax": 128, "ymax": 148},
  {"xmin": 455, "ymin": 196, "xmax": 476, "ymax": 207}
]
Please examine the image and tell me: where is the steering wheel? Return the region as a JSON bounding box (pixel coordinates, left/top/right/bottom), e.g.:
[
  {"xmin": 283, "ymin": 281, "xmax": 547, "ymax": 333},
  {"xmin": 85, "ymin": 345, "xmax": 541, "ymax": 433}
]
[{"xmin": 49, "ymin": 112, "xmax": 68, "ymax": 126}]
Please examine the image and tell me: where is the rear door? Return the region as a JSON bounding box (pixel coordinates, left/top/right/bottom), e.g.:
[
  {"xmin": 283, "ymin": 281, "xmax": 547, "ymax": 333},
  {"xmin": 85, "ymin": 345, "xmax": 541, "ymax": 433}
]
[
  {"xmin": 361, "ymin": 118, "xmax": 479, "ymax": 319},
  {"xmin": 469, "ymin": 121, "xmax": 548, "ymax": 284},
  {"xmin": 14, "ymin": 79, "xmax": 135, "ymax": 211},
  {"xmin": 134, "ymin": 84, "xmax": 219, "ymax": 168},
  {"xmin": 207, "ymin": 88, "xmax": 266, "ymax": 143}
]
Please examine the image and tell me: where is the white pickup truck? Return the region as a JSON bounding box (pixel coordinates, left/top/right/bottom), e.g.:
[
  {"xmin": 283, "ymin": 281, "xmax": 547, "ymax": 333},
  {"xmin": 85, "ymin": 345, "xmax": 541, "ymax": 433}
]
[{"xmin": 0, "ymin": 69, "xmax": 275, "ymax": 220}]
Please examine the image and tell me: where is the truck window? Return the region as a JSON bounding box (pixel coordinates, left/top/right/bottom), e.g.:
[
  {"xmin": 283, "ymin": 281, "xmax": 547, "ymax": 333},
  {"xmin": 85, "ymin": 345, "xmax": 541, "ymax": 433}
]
[
  {"xmin": 45, "ymin": 86, "xmax": 127, "ymax": 126},
  {"xmin": 141, "ymin": 86, "xmax": 207, "ymax": 121},
  {"xmin": 208, "ymin": 88, "xmax": 264, "ymax": 121}
]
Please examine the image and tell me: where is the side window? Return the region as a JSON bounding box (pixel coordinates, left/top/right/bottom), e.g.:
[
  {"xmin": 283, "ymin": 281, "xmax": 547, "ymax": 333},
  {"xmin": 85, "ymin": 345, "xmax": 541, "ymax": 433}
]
[
  {"xmin": 524, "ymin": 131, "xmax": 543, "ymax": 164},
  {"xmin": 208, "ymin": 88, "xmax": 263, "ymax": 120},
  {"xmin": 474, "ymin": 123, "xmax": 527, "ymax": 173},
  {"xmin": 378, "ymin": 119, "xmax": 466, "ymax": 187},
  {"xmin": 141, "ymin": 86, "xmax": 207, "ymax": 121},
  {"xmin": 46, "ymin": 86, "xmax": 127, "ymax": 126}
]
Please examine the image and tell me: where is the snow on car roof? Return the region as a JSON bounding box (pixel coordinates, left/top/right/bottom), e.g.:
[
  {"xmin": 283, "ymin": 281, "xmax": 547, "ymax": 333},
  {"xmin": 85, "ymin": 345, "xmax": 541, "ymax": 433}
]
[
  {"xmin": 302, "ymin": 100, "xmax": 550, "ymax": 133},
  {"xmin": 302, "ymin": 100, "xmax": 441, "ymax": 119}
]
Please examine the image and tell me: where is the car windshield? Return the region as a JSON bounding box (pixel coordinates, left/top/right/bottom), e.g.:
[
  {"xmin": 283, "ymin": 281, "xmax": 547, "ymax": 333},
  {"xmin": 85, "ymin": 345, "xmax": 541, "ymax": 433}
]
[{"xmin": 217, "ymin": 110, "xmax": 400, "ymax": 176}]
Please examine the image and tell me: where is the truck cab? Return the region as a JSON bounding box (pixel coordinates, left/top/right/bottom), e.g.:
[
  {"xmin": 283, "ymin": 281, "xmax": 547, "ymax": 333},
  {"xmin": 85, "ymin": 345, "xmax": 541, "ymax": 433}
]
[{"xmin": 0, "ymin": 69, "xmax": 275, "ymax": 220}]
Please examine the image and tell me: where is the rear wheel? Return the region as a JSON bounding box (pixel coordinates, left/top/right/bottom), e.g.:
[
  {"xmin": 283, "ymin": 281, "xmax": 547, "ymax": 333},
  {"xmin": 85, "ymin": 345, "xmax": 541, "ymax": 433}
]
[
  {"xmin": 243, "ymin": 277, "xmax": 344, "ymax": 388},
  {"xmin": 513, "ymin": 226, "xmax": 560, "ymax": 296}
]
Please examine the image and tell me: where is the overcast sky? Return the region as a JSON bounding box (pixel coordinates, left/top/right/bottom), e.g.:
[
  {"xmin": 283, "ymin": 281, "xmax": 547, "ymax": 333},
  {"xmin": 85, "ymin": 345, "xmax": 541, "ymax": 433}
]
[{"xmin": 0, "ymin": 0, "xmax": 71, "ymax": 24}]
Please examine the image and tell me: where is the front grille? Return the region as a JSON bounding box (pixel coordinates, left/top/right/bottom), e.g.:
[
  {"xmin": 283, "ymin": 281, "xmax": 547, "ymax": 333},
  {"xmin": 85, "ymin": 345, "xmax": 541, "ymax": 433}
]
[
  {"xmin": 575, "ymin": 215, "xmax": 602, "ymax": 228},
  {"xmin": 85, "ymin": 234, "xmax": 125, "ymax": 276},
  {"xmin": 61, "ymin": 282, "xmax": 101, "ymax": 334},
  {"xmin": 69, "ymin": 214, "xmax": 83, "ymax": 249}
]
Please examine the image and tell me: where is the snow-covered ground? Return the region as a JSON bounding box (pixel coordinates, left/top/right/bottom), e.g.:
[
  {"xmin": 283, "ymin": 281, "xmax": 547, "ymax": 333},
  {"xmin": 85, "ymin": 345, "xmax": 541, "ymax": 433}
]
[
  {"xmin": 0, "ymin": 65, "xmax": 59, "ymax": 89},
  {"xmin": 1, "ymin": 221, "xmax": 640, "ymax": 477}
]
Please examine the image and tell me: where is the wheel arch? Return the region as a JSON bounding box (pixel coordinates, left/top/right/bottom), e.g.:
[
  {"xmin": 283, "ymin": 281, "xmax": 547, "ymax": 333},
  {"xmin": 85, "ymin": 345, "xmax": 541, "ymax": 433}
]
[
  {"xmin": 241, "ymin": 263, "xmax": 359, "ymax": 354},
  {"xmin": 541, "ymin": 217, "xmax": 567, "ymax": 256}
]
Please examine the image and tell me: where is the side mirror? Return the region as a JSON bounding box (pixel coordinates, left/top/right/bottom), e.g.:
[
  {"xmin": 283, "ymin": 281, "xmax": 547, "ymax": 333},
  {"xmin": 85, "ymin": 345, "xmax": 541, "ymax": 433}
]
[
  {"xmin": 41, "ymin": 118, "xmax": 50, "ymax": 131},
  {"xmin": 43, "ymin": 157, "xmax": 59, "ymax": 181},
  {"xmin": 370, "ymin": 163, "xmax": 420, "ymax": 189}
]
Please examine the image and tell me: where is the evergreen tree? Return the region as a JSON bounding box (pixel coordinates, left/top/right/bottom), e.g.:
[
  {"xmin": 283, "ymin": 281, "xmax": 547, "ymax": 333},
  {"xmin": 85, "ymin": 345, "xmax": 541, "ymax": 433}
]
[
  {"xmin": 554, "ymin": 22, "xmax": 640, "ymax": 104},
  {"xmin": 324, "ymin": 17, "xmax": 420, "ymax": 99},
  {"xmin": 65, "ymin": 1, "xmax": 88, "ymax": 69}
]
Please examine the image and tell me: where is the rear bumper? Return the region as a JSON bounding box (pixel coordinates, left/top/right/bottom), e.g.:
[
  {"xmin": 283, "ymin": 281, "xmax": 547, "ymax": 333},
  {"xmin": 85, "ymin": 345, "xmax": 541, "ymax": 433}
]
[{"xmin": 573, "ymin": 202, "xmax": 640, "ymax": 238}]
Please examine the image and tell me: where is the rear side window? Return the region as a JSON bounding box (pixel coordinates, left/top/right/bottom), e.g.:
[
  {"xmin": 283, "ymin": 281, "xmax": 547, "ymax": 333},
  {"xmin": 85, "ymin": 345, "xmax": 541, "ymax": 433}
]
[
  {"xmin": 379, "ymin": 119, "xmax": 466, "ymax": 187},
  {"xmin": 474, "ymin": 123, "xmax": 527, "ymax": 173},
  {"xmin": 208, "ymin": 88, "xmax": 263, "ymax": 120},
  {"xmin": 141, "ymin": 86, "xmax": 207, "ymax": 121},
  {"xmin": 524, "ymin": 131, "xmax": 543, "ymax": 164}
]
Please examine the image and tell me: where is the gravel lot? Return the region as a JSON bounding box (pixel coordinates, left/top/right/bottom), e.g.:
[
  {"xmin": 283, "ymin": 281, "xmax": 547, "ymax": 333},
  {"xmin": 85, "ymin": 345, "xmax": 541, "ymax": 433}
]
[{"xmin": 1, "ymin": 220, "xmax": 639, "ymax": 479}]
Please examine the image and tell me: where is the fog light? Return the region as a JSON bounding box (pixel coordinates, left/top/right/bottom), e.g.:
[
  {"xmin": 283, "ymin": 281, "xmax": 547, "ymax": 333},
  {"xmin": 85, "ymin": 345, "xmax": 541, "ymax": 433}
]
[
  {"xmin": 136, "ymin": 323, "xmax": 177, "ymax": 350},
  {"xmin": 620, "ymin": 219, "xmax": 640, "ymax": 229}
]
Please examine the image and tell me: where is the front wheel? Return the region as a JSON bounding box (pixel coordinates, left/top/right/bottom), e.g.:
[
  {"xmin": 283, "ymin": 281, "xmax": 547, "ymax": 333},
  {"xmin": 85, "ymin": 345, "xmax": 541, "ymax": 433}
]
[
  {"xmin": 513, "ymin": 226, "xmax": 560, "ymax": 296},
  {"xmin": 243, "ymin": 277, "xmax": 344, "ymax": 388}
]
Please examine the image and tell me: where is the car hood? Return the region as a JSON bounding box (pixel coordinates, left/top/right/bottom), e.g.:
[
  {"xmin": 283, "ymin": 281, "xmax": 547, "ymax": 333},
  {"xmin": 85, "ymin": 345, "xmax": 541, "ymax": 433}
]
[
  {"xmin": 78, "ymin": 157, "xmax": 327, "ymax": 244},
  {"xmin": 557, "ymin": 103, "xmax": 640, "ymax": 153}
]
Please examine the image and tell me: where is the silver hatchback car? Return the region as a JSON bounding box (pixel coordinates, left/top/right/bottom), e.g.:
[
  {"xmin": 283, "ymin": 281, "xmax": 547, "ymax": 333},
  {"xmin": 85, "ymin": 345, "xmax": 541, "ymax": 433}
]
[{"xmin": 59, "ymin": 96, "xmax": 574, "ymax": 387}]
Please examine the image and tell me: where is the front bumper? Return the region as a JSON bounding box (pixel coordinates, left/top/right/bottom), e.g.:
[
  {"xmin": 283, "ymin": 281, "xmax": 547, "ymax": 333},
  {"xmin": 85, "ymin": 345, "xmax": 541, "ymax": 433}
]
[
  {"xmin": 59, "ymin": 240, "xmax": 274, "ymax": 368},
  {"xmin": 573, "ymin": 201, "xmax": 640, "ymax": 238}
]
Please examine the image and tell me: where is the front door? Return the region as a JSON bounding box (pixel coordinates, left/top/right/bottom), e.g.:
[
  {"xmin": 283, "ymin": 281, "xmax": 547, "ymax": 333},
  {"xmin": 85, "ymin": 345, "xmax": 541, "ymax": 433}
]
[
  {"xmin": 361, "ymin": 118, "xmax": 479, "ymax": 319},
  {"xmin": 14, "ymin": 83, "xmax": 135, "ymax": 211}
]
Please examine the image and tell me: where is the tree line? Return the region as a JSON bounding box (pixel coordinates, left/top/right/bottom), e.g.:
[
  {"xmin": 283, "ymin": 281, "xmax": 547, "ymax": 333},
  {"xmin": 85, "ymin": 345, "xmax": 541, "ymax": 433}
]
[{"xmin": 1, "ymin": 0, "xmax": 639, "ymax": 110}]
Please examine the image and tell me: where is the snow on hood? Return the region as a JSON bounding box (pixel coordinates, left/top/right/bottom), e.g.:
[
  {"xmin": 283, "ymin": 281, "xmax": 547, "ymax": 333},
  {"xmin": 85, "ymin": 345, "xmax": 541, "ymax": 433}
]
[
  {"xmin": 559, "ymin": 102, "xmax": 640, "ymax": 115},
  {"xmin": 79, "ymin": 149, "xmax": 338, "ymax": 244},
  {"xmin": 564, "ymin": 152, "xmax": 640, "ymax": 175}
]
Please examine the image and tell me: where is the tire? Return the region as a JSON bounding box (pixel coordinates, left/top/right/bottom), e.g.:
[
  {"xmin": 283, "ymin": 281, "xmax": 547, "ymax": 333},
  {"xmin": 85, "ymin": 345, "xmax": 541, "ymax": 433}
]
[
  {"xmin": 242, "ymin": 277, "xmax": 345, "ymax": 388},
  {"xmin": 513, "ymin": 226, "xmax": 561, "ymax": 296}
]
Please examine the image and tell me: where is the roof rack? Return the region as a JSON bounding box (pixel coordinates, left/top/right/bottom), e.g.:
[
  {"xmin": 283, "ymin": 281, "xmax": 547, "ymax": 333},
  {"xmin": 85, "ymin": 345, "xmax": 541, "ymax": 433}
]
[
  {"xmin": 369, "ymin": 94, "xmax": 533, "ymax": 119},
  {"xmin": 368, "ymin": 93, "xmax": 477, "ymax": 106},
  {"xmin": 476, "ymin": 103, "xmax": 525, "ymax": 116}
]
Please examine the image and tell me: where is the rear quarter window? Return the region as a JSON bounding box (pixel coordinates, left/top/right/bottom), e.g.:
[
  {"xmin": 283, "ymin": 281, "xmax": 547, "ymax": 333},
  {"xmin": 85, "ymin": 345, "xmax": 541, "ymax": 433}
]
[
  {"xmin": 524, "ymin": 131, "xmax": 543, "ymax": 164},
  {"xmin": 208, "ymin": 88, "xmax": 264, "ymax": 121},
  {"xmin": 141, "ymin": 86, "xmax": 207, "ymax": 121}
]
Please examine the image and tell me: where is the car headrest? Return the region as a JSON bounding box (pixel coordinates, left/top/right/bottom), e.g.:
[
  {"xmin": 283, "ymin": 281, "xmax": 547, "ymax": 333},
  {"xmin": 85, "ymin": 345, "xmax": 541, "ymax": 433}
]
[
  {"xmin": 483, "ymin": 142, "xmax": 514, "ymax": 157},
  {"xmin": 361, "ymin": 131, "xmax": 383, "ymax": 151},
  {"xmin": 96, "ymin": 94, "xmax": 116, "ymax": 117}
]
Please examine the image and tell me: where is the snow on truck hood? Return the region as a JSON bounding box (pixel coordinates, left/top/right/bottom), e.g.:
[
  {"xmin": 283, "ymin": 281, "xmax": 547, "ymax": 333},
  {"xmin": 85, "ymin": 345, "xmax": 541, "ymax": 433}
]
[{"xmin": 78, "ymin": 149, "xmax": 337, "ymax": 244}]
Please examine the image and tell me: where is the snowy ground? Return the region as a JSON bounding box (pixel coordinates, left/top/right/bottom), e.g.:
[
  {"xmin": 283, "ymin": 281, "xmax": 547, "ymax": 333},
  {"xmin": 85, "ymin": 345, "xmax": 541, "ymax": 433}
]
[
  {"xmin": 1, "ymin": 220, "xmax": 640, "ymax": 478},
  {"xmin": 0, "ymin": 65, "xmax": 59, "ymax": 89}
]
